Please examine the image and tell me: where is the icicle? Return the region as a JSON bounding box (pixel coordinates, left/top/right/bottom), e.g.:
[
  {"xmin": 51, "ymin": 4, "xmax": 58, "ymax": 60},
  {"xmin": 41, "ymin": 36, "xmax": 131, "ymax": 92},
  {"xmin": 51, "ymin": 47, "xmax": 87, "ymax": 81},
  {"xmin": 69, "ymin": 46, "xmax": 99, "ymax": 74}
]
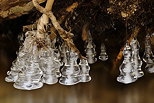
[
  {"xmin": 53, "ymin": 49, "xmax": 62, "ymax": 78},
  {"xmin": 117, "ymin": 42, "xmax": 137, "ymax": 84},
  {"xmin": 61, "ymin": 42, "xmax": 70, "ymax": 64},
  {"xmin": 13, "ymin": 45, "xmax": 43, "ymax": 90},
  {"xmin": 39, "ymin": 35, "xmax": 62, "ymax": 84},
  {"xmin": 85, "ymin": 30, "xmax": 97, "ymax": 64},
  {"xmin": 85, "ymin": 41, "xmax": 97, "ymax": 64},
  {"xmin": 51, "ymin": 37, "xmax": 63, "ymax": 77},
  {"xmin": 99, "ymin": 43, "xmax": 108, "ymax": 61},
  {"xmin": 130, "ymin": 38, "xmax": 144, "ymax": 78},
  {"xmin": 79, "ymin": 59, "xmax": 91, "ymax": 82},
  {"xmin": 143, "ymin": 34, "xmax": 154, "ymax": 73},
  {"xmin": 5, "ymin": 58, "xmax": 23, "ymax": 82},
  {"xmin": 5, "ymin": 31, "xmax": 36, "ymax": 83},
  {"xmin": 59, "ymin": 50, "xmax": 80, "ymax": 85},
  {"xmin": 5, "ymin": 48, "xmax": 27, "ymax": 82},
  {"xmin": 39, "ymin": 48, "xmax": 58, "ymax": 84}
]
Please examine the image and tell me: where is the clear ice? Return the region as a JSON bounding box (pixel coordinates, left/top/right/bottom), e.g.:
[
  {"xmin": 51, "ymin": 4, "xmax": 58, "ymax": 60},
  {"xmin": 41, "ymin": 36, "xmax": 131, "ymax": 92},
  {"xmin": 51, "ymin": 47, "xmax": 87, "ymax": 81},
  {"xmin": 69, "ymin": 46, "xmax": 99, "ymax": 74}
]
[
  {"xmin": 130, "ymin": 38, "xmax": 144, "ymax": 78},
  {"xmin": 79, "ymin": 59, "xmax": 91, "ymax": 82},
  {"xmin": 59, "ymin": 45, "xmax": 80, "ymax": 85},
  {"xmin": 99, "ymin": 43, "xmax": 108, "ymax": 61},
  {"xmin": 117, "ymin": 42, "xmax": 137, "ymax": 84},
  {"xmin": 143, "ymin": 34, "xmax": 154, "ymax": 73}
]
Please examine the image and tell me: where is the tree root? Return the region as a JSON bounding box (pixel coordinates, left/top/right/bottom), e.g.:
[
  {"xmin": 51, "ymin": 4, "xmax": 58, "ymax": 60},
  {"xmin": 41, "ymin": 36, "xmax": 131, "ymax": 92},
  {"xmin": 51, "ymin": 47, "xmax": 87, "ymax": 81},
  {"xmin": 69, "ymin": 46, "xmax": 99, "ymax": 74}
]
[
  {"xmin": 32, "ymin": 0, "xmax": 85, "ymax": 59},
  {"xmin": 23, "ymin": 2, "xmax": 79, "ymax": 40}
]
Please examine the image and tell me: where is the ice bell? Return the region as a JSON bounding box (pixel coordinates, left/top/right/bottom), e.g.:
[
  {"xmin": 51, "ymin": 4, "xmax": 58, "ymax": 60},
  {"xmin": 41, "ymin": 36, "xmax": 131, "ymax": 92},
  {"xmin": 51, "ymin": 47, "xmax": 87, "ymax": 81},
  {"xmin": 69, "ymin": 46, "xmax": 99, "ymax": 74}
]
[
  {"xmin": 143, "ymin": 34, "xmax": 154, "ymax": 73},
  {"xmin": 79, "ymin": 59, "xmax": 91, "ymax": 82},
  {"xmin": 13, "ymin": 45, "xmax": 43, "ymax": 90},
  {"xmin": 5, "ymin": 60, "xmax": 20, "ymax": 82},
  {"xmin": 5, "ymin": 54, "xmax": 26, "ymax": 82},
  {"xmin": 85, "ymin": 40, "xmax": 97, "ymax": 64},
  {"xmin": 99, "ymin": 43, "xmax": 108, "ymax": 61},
  {"xmin": 5, "ymin": 31, "xmax": 35, "ymax": 83},
  {"xmin": 39, "ymin": 48, "xmax": 59, "ymax": 85},
  {"xmin": 85, "ymin": 30, "xmax": 97, "ymax": 64},
  {"xmin": 117, "ymin": 42, "xmax": 137, "ymax": 84},
  {"xmin": 51, "ymin": 37, "xmax": 62, "ymax": 77},
  {"xmin": 130, "ymin": 38, "xmax": 144, "ymax": 78},
  {"xmin": 53, "ymin": 49, "xmax": 62, "ymax": 78},
  {"xmin": 61, "ymin": 42, "xmax": 70, "ymax": 63},
  {"xmin": 59, "ymin": 50, "xmax": 80, "ymax": 85}
]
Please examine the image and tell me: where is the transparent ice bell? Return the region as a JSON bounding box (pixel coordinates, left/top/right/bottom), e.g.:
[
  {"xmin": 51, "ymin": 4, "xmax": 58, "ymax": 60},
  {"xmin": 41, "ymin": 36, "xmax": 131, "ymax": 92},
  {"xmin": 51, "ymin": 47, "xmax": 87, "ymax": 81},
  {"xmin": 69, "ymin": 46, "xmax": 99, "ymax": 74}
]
[
  {"xmin": 85, "ymin": 41, "xmax": 97, "ymax": 64},
  {"xmin": 39, "ymin": 48, "xmax": 60, "ymax": 85},
  {"xmin": 5, "ymin": 45, "xmax": 30, "ymax": 82},
  {"xmin": 59, "ymin": 51, "xmax": 80, "ymax": 85},
  {"xmin": 79, "ymin": 59, "xmax": 91, "ymax": 82},
  {"xmin": 143, "ymin": 34, "xmax": 154, "ymax": 63},
  {"xmin": 130, "ymin": 38, "xmax": 144, "ymax": 78},
  {"xmin": 142, "ymin": 34, "xmax": 154, "ymax": 73},
  {"xmin": 99, "ymin": 43, "xmax": 108, "ymax": 61},
  {"xmin": 13, "ymin": 45, "xmax": 43, "ymax": 90},
  {"xmin": 117, "ymin": 43, "xmax": 137, "ymax": 84}
]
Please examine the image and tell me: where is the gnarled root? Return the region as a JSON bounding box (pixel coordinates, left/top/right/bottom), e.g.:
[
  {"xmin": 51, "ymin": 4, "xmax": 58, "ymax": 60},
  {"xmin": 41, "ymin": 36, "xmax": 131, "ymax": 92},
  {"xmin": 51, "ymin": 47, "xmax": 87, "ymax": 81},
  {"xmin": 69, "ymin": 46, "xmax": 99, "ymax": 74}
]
[{"xmin": 32, "ymin": 0, "xmax": 85, "ymax": 59}]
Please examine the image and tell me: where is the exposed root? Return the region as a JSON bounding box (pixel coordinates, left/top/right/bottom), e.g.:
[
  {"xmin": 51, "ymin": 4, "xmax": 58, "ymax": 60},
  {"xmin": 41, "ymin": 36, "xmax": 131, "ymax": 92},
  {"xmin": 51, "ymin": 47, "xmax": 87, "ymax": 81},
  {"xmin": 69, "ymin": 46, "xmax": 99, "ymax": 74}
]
[
  {"xmin": 23, "ymin": 22, "xmax": 38, "ymax": 31},
  {"xmin": 82, "ymin": 23, "xmax": 89, "ymax": 41},
  {"xmin": 66, "ymin": 2, "xmax": 78, "ymax": 12},
  {"xmin": 23, "ymin": 1, "xmax": 79, "ymax": 40},
  {"xmin": 35, "ymin": 0, "xmax": 55, "ymax": 39},
  {"xmin": 32, "ymin": 0, "xmax": 85, "ymax": 59}
]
